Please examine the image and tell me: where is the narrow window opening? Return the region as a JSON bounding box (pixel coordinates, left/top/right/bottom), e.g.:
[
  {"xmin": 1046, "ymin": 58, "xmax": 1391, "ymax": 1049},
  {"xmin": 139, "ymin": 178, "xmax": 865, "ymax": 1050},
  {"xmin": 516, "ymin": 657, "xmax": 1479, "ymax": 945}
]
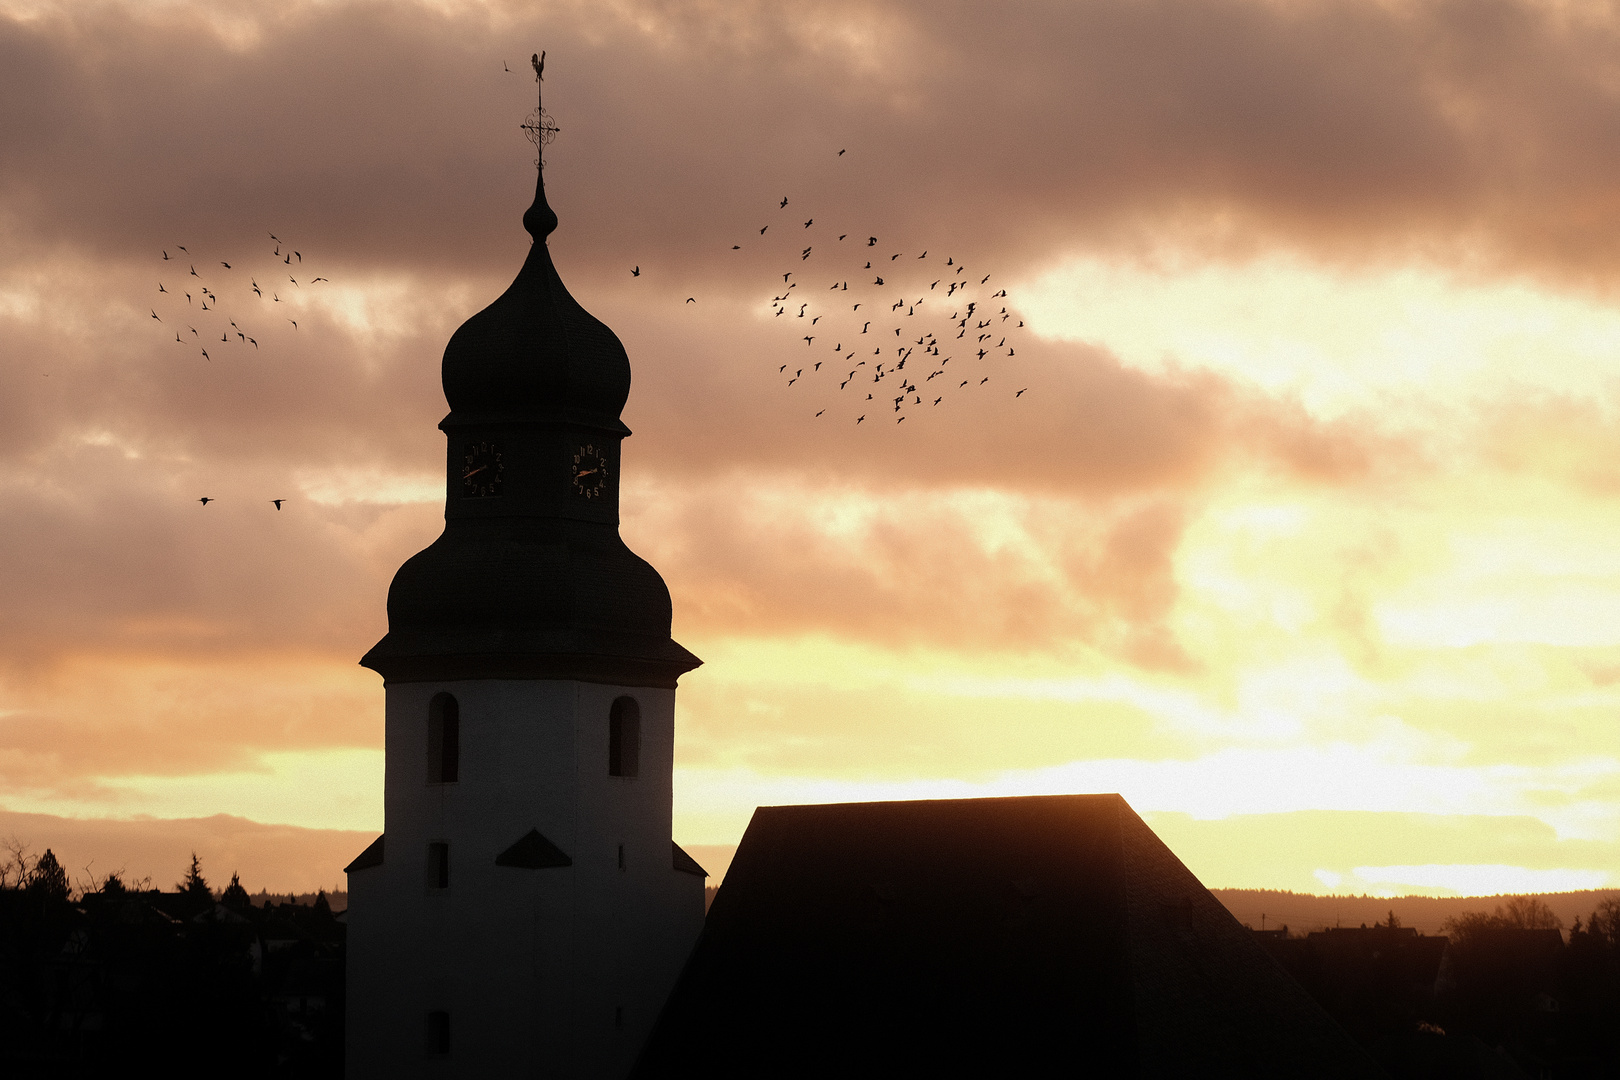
[
  {"xmin": 427, "ymin": 693, "xmax": 459, "ymax": 784},
  {"xmin": 608, "ymin": 697, "xmax": 640, "ymax": 777},
  {"xmin": 617, "ymin": 843, "xmax": 626, "ymax": 871},
  {"xmin": 426, "ymin": 842, "xmax": 450, "ymax": 890},
  {"xmin": 426, "ymin": 1010, "xmax": 450, "ymax": 1056}
]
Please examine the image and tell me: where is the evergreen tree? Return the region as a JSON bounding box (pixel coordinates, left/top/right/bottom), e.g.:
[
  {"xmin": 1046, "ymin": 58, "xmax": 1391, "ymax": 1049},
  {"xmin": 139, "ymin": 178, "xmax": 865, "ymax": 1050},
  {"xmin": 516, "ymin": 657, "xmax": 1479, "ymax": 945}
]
[
  {"xmin": 178, "ymin": 851, "xmax": 211, "ymax": 900},
  {"xmin": 221, "ymin": 871, "xmax": 250, "ymax": 909},
  {"xmin": 28, "ymin": 847, "xmax": 69, "ymax": 901}
]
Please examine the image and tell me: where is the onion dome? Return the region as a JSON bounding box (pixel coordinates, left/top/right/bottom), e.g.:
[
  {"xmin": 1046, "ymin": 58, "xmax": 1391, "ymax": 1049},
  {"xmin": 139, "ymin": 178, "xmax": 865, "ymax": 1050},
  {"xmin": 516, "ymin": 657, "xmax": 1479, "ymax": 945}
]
[
  {"xmin": 361, "ymin": 163, "xmax": 700, "ymax": 688},
  {"xmin": 439, "ymin": 171, "xmax": 631, "ymax": 434}
]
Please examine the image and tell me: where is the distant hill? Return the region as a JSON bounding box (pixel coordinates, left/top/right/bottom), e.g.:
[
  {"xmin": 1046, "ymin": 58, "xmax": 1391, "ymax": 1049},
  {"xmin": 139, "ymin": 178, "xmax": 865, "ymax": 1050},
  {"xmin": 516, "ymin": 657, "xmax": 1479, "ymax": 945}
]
[{"xmin": 1213, "ymin": 888, "xmax": 1620, "ymax": 936}]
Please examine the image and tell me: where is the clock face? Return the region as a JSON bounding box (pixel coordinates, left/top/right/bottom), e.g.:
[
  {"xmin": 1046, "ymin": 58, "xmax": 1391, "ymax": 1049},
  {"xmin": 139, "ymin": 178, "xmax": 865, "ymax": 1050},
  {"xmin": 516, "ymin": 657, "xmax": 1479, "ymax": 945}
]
[
  {"xmin": 461, "ymin": 441, "xmax": 504, "ymax": 498},
  {"xmin": 571, "ymin": 444, "xmax": 609, "ymax": 500}
]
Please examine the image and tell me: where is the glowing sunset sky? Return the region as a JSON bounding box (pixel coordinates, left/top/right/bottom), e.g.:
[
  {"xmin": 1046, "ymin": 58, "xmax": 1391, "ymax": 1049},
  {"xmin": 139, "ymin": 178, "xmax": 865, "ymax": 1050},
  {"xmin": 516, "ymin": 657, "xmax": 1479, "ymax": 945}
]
[{"xmin": 5, "ymin": 0, "xmax": 1620, "ymax": 896}]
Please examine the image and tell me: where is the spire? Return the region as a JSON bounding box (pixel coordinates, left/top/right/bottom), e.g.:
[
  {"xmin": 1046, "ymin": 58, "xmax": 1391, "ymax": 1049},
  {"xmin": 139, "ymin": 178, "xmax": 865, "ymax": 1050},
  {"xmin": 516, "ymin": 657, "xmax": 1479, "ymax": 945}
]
[
  {"xmin": 359, "ymin": 54, "xmax": 700, "ymax": 688},
  {"xmin": 521, "ymin": 51, "xmax": 560, "ymax": 240}
]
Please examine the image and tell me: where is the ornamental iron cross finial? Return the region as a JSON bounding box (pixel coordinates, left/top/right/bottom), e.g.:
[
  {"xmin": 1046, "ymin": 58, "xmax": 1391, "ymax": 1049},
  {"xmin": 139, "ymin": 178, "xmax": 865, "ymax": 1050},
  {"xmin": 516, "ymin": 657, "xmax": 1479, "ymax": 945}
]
[{"xmin": 521, "ymin": 50, "xmax": 560, "ymax": 169}]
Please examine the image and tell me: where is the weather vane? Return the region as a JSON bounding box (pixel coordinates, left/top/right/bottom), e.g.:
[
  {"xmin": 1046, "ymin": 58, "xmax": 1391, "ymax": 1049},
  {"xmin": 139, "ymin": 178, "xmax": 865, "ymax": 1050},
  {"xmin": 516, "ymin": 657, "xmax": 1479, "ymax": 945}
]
[{"xmin": 521, "ymin": 50, "xmax": 560, "ymax": 169}]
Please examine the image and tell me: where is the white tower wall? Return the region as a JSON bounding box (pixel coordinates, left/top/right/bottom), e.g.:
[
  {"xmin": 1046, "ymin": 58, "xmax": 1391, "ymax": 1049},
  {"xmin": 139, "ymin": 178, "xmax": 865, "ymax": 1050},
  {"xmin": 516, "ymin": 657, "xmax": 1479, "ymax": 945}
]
[{"xmin": 347, "ymin": 679, "xmax": 705, "ymax": 1077}]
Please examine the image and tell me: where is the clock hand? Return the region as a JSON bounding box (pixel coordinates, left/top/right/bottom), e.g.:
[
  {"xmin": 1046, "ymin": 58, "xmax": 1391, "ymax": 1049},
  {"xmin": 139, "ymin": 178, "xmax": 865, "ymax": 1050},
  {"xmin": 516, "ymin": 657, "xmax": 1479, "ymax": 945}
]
[
  {"xmin": 576, "ymin": 468, "xmax": 598, "ymax": 479},
  {"xmin": 463, "ymin": 465, "xmax": 486, "ymax": 479}
]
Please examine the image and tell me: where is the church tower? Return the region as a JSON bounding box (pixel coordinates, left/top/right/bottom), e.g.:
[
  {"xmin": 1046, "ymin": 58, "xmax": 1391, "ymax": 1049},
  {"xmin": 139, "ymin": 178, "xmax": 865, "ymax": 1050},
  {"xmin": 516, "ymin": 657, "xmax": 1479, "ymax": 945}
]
[{"xmin": 344, "ymin": 63, "xmax": 706, "ymax": 1077}]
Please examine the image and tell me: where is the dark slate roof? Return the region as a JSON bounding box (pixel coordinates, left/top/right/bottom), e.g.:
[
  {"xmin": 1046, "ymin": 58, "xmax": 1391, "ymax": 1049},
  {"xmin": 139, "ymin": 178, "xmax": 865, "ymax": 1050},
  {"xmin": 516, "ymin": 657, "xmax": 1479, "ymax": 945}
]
[
  {"xmin": 634, "ymin": 795, "xmax": 1385, "ymax": 1079},
  {"xmin": 672, "ymin": 842, "xmax": 707, "ymax": 877},
  {"xmin": 495, "ymin": 828, "xmax": 572, "ymax": 869},
  {"xmin": 343, "ymin": 834, "xmax": 383, "ymax": 874}
]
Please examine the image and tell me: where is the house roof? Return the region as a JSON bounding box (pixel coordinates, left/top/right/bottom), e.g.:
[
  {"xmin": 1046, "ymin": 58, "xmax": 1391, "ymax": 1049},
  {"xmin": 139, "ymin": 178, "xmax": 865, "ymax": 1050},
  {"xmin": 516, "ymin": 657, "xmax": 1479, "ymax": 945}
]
[{"xmin": 635, "ymin": 794, "xmax": 1384, "ymax": 1078}]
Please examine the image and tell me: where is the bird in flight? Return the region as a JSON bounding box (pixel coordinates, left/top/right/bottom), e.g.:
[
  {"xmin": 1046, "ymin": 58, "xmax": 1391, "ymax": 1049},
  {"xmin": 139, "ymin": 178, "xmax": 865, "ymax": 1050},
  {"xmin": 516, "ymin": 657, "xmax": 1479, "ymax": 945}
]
[
  {"xmin": 804, "ymin": 219, "xmax": 813, "ymax": 228},
  {"xmin": 150, "ymin": 310, "xmax": 160, "ymax": 321},
  {"xmin": 838, "ymin": 149, "xmax": 846, "ymax": 155},
  {"xmin": 288, "ymin": 319, "xmax": 297, "ymax": 329},
  {"xmin": 1016, "ymin": 388, "xmax": 1027, "ymax": 397},
  {"xmin": 632, "ymin": 266, "xmax": 640, "ymax": 276},
  {"xmin": 271, "ymin": 499, "xmax": 286, "ymax": 509},
  {"xmin": 686, "ymin": 297, "xmax": 696, "ymax": 303},
  {"xmin": 158, "ymin": 283, "xmax": 166, "ymax": 293},
  {"xmin": 780, "ymin": 197, "xmax": 788, "ymax": 208},
  {"xmin": 162, "ymin": 250, "xmax": 171, "ymax": 260},
  {"xmin": 199, "ymin": 497, "xmax": 214, "ymax": 506},
  {"xmin": 221, "ymin": 261, "xmax": 231, "ymax": 269}
]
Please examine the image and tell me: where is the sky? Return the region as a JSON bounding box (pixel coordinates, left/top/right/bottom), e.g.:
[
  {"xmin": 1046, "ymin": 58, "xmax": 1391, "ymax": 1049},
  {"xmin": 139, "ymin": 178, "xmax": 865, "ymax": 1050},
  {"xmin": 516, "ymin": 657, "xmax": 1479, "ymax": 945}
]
[{"xmin": 6, "ymin": 0, "xmax": 1620, "ymax": 896}]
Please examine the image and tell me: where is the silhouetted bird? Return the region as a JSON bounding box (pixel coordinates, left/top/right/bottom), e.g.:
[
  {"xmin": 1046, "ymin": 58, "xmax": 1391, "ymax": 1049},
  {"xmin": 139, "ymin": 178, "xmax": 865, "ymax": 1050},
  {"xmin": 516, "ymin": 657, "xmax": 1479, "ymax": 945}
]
[
  {"xmin": 151, "ymin": 310, "xmax": 160, "ymax": 320},
  {"xmin": 838, "ymin": 149, "xmax": 846, "ymax": 155},
  {"xmin": 199, "ymin": 497, "xmax": 214, "ymax": 505},
  {"xmin": 289, "ymin": 320, "xmax": 297, "ymax": 329},
  {"xmin": 760, "ymin": 226, "xmax": 768, "ymax": 234},
  {"xmin": 271, "ymin": 499, "xmax": 285, "ymax": 509},
  {"xmin": 632, "ymin": 266, "xmax": 640, "ymax": 276},
  {"xmin": 856, "ymin": 415, "xmax": 864, "ymax": 423},
  {"xmin": 162, "ymin": 250, "xmax": 171, "ymax": 260},
  {"xmin": 732, "ymin": 245, "xmax": 741, "ymax": 250},
  {"xmin": 1016, "ymin": 388, "xmax": 1027, "ymax": 397},
  {"xmin": 221, "ymin": 261, "xmax": 231, "ymax": 269},
  {"xmin": 686, "ymin": 297, "xmax": 695, "ymax": 303},
  {"xmin": 804, "ymin": 219, "xmax": 813, "ymax": 228},
  {"xmin": 780, "ymin": 197, "xmax": 788, "ymax": 208},
  {"xmin": 158, "ymin": 283, "xmax": 166, "ymax": 293}
]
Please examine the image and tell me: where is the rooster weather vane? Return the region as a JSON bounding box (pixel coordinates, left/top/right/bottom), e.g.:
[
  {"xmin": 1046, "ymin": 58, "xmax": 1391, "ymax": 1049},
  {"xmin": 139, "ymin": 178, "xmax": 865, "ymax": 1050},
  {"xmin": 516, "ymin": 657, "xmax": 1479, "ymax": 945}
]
[{"xmin": 520, "ymin": 51, "xmax": 561, "ymax": 168}]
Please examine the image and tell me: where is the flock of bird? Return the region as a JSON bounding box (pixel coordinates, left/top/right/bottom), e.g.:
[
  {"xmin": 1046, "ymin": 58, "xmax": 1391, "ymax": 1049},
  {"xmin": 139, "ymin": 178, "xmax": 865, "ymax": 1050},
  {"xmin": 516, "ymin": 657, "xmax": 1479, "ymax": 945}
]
[
  {"xmin": 646, "ymin": 147, "xmax": 1031, "ymax": 425},
  {"xmin": 149, "ymin": 233, "xmax": 330, "ymax": 508},
  {"xmin": 149, "ymin": 232, "xmax": 329, "ymax": 362}
]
